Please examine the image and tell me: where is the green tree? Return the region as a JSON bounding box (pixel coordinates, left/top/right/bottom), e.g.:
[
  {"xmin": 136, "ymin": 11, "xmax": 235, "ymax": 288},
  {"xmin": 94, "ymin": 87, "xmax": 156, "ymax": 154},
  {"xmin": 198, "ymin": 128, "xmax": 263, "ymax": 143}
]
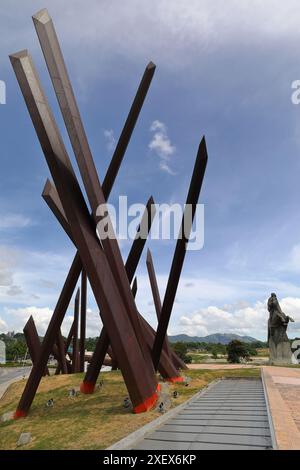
[
  {"xmin": 245, "ymin": 344, "xmax": 257, "ymax": 357},
  {"xmin": 6, "ymin": 339, "xmax": 27, "ymax": 362},
  {"xmin": 227, "ymin": 340, "xmax": 250, "ymax": 364},
  {"xmin": 171, "ymin": 342, "xmax": 192, "ymax": 364},
  {"xmin": 85, "ymin": 337, "xmax": 98, "ymax": 352},
  {"xmin": 211, "ymin": 347, "xmax": 218, "ymax": 360}
]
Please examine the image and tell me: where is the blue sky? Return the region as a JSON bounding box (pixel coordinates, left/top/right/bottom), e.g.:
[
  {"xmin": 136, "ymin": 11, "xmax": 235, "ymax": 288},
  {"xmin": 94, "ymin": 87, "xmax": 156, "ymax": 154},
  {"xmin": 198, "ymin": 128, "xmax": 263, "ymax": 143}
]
[{"xmin": 1, "ymin": 1, "xmax": 300, "ymax": 340}]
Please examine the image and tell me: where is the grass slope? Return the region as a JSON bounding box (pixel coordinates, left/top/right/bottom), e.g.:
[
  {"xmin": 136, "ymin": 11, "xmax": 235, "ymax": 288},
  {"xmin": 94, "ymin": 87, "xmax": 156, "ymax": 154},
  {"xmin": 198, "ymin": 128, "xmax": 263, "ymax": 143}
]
[{"xmin": 0, "ymin": 368, "xmax": 260, "ymax": 450}]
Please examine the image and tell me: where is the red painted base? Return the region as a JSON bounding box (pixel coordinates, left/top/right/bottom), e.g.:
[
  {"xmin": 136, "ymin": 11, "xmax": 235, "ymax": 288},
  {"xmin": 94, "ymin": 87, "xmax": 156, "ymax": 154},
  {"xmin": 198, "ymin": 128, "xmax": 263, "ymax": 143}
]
[
  {"xmin": 13, "ymin": 409, "xmax": 27, "ymax": 419},
  {"xmin": 133, "ymin": 385, "xmax": 160, "ymax": 414},
  {"xmin": 164, "ymin": 376, "xmax": 184, "ymax": 383},
  {"xmin": 80, "ymin": 381, "xmax": 95, "ymax": 394}
]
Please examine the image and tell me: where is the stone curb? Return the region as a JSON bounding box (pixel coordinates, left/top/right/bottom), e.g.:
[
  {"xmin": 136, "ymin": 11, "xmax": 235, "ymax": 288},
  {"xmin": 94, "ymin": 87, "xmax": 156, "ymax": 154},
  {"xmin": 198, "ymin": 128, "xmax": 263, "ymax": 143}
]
[
  {"xmin": 106, "ymin": 379, "xmax": 220, "ymax": 450},
  {"xmin": 0, "ymin": 370, "xmax": 31, "ymax": 401},
  {"xmin": 261, "ymin": 366, "xmax": 300, "ymax": 450},
  {"xmin": 261, "ymin": 368, "xmax": 278, "ymax": 450}
]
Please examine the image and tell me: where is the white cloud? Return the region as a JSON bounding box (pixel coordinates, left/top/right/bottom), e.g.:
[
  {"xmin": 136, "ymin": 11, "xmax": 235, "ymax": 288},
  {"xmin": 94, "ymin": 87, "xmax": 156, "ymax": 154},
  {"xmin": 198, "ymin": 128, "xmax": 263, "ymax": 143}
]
[
  {"xmin": 3, "ymin": 306, "xmax": 102, "ymax": 338},
  {"xmin": 132, "ymin": 269, "xmax": 300, "ymax": 339},
  {"xmin": 149, "ymin": 120, "xmax": 176, "ymax": 174},
  {"xmin": 6, "ymin": 285, "xmax": 23, "ymax": 296},
  {"xmin": 2, "ymin": 1, "xmax": 300, "ymax": 87},
  {"xmin": 3, "ymin": 306, "xmax": 54, "ymax": 336},
  {"xmin": 0, "ymin": 244, "xmax": 75, "ymax": 308},
  {"xmin": 2, "ymin": 270, "xmax": 300, "ymax": 340},
  {"xmin": 103, "ymin": 129, "xmax": 116, "ymax": 152},
  {"xmin": 285, "ymin": 243, "xmax": 300, "ymax": 272},
  {"xmin": 179, "ymin": 302, "xmax": 267, "ymax": 338},
  {"xmin": 150, "ymin": 120, "xmax": 167, "ymax": 133},
  {"xmin": 149, "ymin": 121, "xmax": 175, "ymax": 158},
  {"xmin": 159, "ymin": 161, "xmax": 176, "ymax": 176},
  {"xmin": 178, "ymin": 296, "xmax": 300, "ymax": 339},
  {"xmin": 0, "ymin": 214, "xmax": 31, "ymax": 230},
  {"xmin": 150, "ymin": 133, "xmax": 173, "ymax": 157},
  {"xmin": 0, "ymin": 245, "xmax": 20, "ymax": 287},
  {"xmin": 0, "ymin": 317, "xmax": 7, "ymax": 333}
]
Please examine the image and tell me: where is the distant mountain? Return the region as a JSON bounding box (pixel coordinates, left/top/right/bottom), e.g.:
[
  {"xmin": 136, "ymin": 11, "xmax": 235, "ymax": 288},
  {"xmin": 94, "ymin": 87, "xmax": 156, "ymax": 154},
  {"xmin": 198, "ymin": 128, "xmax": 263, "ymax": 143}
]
[{"xmin": 168, "ymin": 333, "xmax": 258, "ymax": 344}]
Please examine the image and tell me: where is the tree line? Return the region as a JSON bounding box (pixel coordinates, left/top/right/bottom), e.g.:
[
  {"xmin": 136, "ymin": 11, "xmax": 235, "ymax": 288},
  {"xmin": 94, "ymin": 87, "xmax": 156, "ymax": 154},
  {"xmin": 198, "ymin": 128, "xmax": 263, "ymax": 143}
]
[{"xmin": 170, "ymin": 339, "xmax": 268, "ymax": 364}]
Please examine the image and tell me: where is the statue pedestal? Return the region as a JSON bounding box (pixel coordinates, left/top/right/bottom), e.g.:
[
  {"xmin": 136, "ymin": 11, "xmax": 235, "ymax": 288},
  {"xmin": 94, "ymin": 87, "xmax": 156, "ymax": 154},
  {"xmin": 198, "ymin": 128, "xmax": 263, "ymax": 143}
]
[{"xmin": 269, "ymin": 339, "xmax": 292, "ymax": 365}]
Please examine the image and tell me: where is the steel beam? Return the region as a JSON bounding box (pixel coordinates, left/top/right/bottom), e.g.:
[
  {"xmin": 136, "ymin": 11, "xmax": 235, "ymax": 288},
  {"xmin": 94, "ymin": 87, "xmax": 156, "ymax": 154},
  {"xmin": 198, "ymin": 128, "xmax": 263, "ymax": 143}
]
[
  {"xmin": 72, "ymin": 288, "xmax": 80, "ymax": 373},
  {"xmin": 23, "ymin": 316, "xmax": 49, "ymax": 376},
  {"xmin": 33, "ymin": 9, "xmax": 154, "ymax": 370},
  {"xmin": 146, "ymin": 248, "xmax": 172, "ymax": 359},
  {"xmin": 152, "ymin": 137, "xmax": 208, "ymax": 370},
  {"xmin": 23, "ymin": 316, "xmax": 68, "ymax": 375},
  {"xmin": 146, "ymin": 249, "xmax": 187, "ymax": 370},
  {"xmin": 10, "ymin": 51, "xmax": 158, "ymax": 415},
  {"xmin": 80, "ymin": 198, "xmax": 161, "ymax": 392},
  {"xmin": 82, "ymin": 327, "xmax": 109, "ymax": 392},
  {"xmin": 10, "ymin": 23, "xmax": 156, "ymax": 414},
  {"xmin": 56, "ymin": 329, "xmax": 68, "ymax": 374},
  {"xmin": 107, "ymin": 345, "xmax": 118, "ymax": 370},
  {"xmin": 146, "ymin": 249, "xmax": 163, "ymax": 322},
  {"xmin": 43, "ymin": 182, "xmax": 181, "ymax": 383},
  {"xmin": 131, "ymin": 277, "xmax": 137, "ymax": 299},
  {"xmin": 65, "ymin": 320, "xmax": 75, "ymax": 353},
  {"xmin": 64, "ymin": 323, "xmax": 74, "ymax": 374},
  {"xmin": 15, "ymin": 249, "xmax": 82, "ymax": 416},
  {"xmin": 79, "ymin": 271, "xmax": 87, "ymax": 372},
  {"xmin": 33, "ymin": 15, "xmax": 156, "ymax": 382}
]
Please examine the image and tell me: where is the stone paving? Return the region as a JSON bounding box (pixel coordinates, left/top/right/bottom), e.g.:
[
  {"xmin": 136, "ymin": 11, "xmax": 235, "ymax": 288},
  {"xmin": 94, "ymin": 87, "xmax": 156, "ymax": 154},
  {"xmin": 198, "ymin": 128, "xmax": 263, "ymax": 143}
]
[
  {"xmin": 262, "ymin": 366, "xmax": 300, "ymax": 449},
  {"xmin": 132, "ymin": 366, "xmax": 300, "ymax": 450},
  {"xmin": 134, "ymin": 378, "xmax": 272, "ymax": 450}
]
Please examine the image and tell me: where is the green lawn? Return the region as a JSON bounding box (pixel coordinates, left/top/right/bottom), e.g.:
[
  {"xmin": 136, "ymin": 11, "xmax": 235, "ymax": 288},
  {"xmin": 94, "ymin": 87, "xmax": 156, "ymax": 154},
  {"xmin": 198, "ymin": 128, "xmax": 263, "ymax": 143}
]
[
  {"xmin": 187, "ymin": 351, "xmax": 271, "ymax": 365},
  {"xmin": 0, "ymin": 368, "xmax": 260, "ymax": 450},
  {"xmin": 0, "ymin": 363, "xmax": 26, "ymax": 368}
]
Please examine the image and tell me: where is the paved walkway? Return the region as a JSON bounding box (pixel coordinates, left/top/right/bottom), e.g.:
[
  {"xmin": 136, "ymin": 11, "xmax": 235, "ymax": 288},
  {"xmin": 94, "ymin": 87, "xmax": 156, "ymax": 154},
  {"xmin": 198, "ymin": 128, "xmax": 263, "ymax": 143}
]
[
  {"xmin": 262, "ymin": 366, "xmax": 300, "ymax": 449},
  {"xmin": 188, "ymin": 364, "xmax": 261, "ymax": 370},
  {"xmin": 0, "ymin": 367, "xmax": 31, "ymax": 400},
  {"xmin": 134, "ymin": 379, "xmax": 272, "ymax": 450}
]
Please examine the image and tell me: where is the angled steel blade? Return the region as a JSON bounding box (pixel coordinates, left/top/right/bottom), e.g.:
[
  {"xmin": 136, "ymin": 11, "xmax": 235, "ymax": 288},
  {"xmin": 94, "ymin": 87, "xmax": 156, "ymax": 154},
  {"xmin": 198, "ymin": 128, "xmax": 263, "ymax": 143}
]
[
  {"xmin": 10, "ymin": 50, "xmax": 158, "ymax": 415},
  {"xmin": 152, "ymin": 137, "xmax": 208, "ymax": 370},
  {"xmin": 23, "ymin": 316, "xmax": 49, "ymax": 376},
  {"xmin": 146, "ymin": 249, "xmax": 162, "ymax": 320},
  {"xmin": 131, "ymin": 277, "xmax": 138, "ymax": 299},
  {"xmin": 42, "ymin": 181, "xmax": 180, "ymax": 383},
  {"xmin": 79, "ymin": 270, "xmax": 87, "ymax": 372},
  {"xmin": 72, "ymin": 288, "xmax": 80, "ymax": 373},
  {"xmin": 33, "ymin": 9, "xmax": 153, "ymax": 366},
  {"xmin": 146, "ymin": 249, "xmax": 187, "ymax": 370}
]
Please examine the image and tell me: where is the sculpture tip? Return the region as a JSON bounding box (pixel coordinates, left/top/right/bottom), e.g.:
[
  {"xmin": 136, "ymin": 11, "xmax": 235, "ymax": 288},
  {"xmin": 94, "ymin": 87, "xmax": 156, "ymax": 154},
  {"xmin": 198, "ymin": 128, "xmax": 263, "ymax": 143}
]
[
  {"xmin": 147, "ymin": 195, "xmax": 155, "ymax": 207},
  {"xmin": 32, "ymin": 8, "xmax": 51, "ymax": 25},
  {"xmin": 199, "ymin": 135, "xmax": 208, "ymax": 161},
  {"xmin": 9, "ymin": 50, "xmax": 29, "ymax": 63},
  {"xmin": 147, "ymin": 61, "xmax": 156, "ymax": 70},
  {"xmin": 42, "ymin": 178, "xmax": 53, "ymax": 198}
]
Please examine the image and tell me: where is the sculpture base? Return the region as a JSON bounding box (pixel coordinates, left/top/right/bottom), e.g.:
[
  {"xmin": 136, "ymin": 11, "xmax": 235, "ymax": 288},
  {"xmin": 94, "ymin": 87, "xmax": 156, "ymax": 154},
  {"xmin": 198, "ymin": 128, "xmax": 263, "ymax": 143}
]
[{"xmin": 269, "ymin": 339, "xmax": 293, "ymax": 365}]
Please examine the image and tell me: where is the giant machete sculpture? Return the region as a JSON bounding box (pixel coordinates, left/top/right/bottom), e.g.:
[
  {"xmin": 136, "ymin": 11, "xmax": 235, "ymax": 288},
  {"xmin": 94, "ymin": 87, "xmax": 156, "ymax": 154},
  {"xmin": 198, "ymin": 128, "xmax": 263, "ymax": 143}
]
[
  {"xmin": 10, "ymin": 8, "xmax": 207, "ymax": 418},
  {"xmin": 43, "ymin": 181, "xmax": 182, "ymax": 388},
  {"xmin": 10, "ymin": 11, "xmax": 157, "ymax": 417},
  {"xmin": 10, "ymin": 50, "xmax": 158, "ymax": 415}
]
